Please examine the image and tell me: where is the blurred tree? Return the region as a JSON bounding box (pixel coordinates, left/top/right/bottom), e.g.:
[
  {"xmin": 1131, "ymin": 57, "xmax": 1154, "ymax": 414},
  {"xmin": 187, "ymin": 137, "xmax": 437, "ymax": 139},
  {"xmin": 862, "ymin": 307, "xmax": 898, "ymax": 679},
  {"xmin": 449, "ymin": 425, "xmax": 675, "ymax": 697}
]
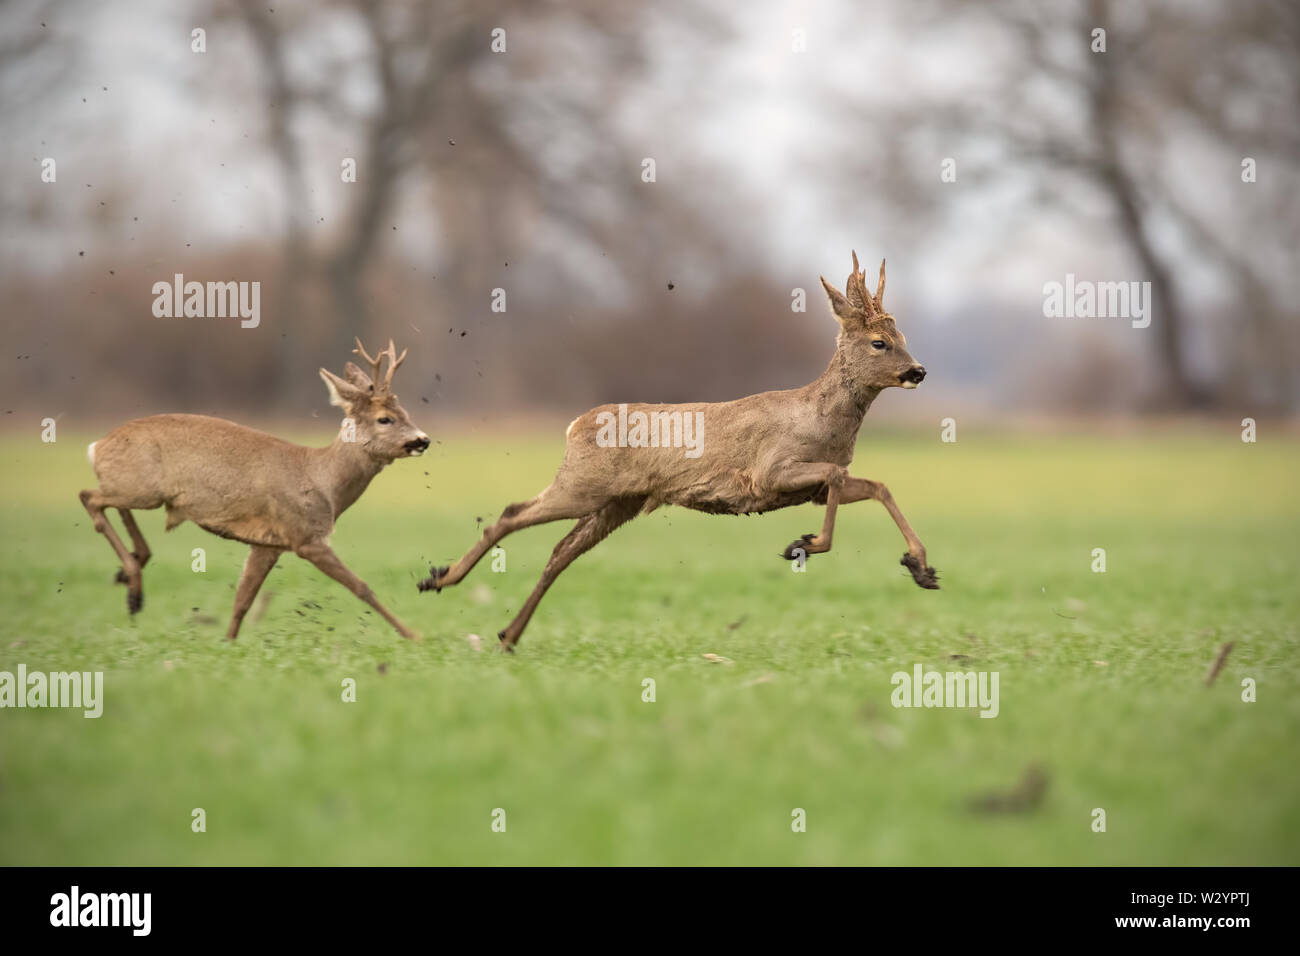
[
  {"xmin": 837, "ymin": 0, "xmax": 1299, "ymax": 410},
  {"xmin": 0, "ymin": 0, "xmax": 86, "ymax": 237},
  {"xmin": 213, "ymin": 0, "xmax": 733, "ymax": 399}
]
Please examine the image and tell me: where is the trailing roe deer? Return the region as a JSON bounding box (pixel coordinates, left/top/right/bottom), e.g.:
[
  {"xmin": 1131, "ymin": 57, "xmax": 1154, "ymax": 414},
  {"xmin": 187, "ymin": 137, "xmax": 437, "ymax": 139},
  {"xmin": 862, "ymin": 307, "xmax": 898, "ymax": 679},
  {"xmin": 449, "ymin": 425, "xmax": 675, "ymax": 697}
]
[
  {"xmin": 81, "ymin": 340, "xmax": 429, "ymax": 640},
  {"xmin": 418, "ymin": 253, "xmax": 938, "ymax": 650}
]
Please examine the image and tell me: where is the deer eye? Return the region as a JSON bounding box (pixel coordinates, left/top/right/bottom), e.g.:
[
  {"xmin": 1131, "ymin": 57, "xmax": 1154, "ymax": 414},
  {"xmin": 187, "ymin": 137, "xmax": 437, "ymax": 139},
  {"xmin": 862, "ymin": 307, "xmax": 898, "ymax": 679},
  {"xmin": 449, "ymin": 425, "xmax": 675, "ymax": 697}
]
[
  {"xmin": 871, "ymin": 340, "xmax": 888, "ymax": 350},
  {"xmin": 377, "ymin": 417, "xmax": 394, "ymax": 425}
]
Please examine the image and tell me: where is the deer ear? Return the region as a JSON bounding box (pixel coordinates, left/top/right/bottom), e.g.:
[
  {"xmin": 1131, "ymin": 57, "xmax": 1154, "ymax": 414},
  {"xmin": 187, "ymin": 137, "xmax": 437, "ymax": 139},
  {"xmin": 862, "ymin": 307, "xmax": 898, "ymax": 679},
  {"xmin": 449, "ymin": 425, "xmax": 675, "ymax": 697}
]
[
  {"xmin": 820, "ymin": 276, "xmax": 859, "ymax": 327},
  {"xmin": 320, "ymin": 368, "xmax": 366, "ymax": 410},
  {"xmin": 343, "ymin": 361, "xmax": 374, "ymax": 391}
]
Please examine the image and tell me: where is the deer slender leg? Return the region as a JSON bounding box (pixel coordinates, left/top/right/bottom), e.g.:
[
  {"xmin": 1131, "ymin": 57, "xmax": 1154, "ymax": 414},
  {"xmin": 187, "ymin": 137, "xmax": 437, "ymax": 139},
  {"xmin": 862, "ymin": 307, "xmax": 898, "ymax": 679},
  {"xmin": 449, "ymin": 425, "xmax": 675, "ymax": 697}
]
[
  {"xmin": 79, "ymin": 490, "xmax": 144, "ymax": 613},
  {"xmin": 296, "ymin": 541, "xmax": 418, "ymax": 640},
  {"xmin": 839, "ymin": 477, "xmax": 938, "ymax": 589},
  {"xmin": 226, "ymin": 545, "xmax": 281, "ymax": 641},
  {"xmin": 117, "ymin": 510, "xmax": 152, "ymax": 567},
  {"xmin": 773, "ymin": 462, "xmax": 847, "ymax": 559},
  {"xmin": 497, "ymin": 497, "xmax": 644, "ymax": 651},
  {"xmin": 781, "ymin": 482, "xmax": 842, "ymax": 558},
  {"xmin": 418, "ymin": 485, "xmax": 597, "ymax": 592},
  {"xmin": 112, "ymin": 509, "xmax": 153, "ymax": 584}
]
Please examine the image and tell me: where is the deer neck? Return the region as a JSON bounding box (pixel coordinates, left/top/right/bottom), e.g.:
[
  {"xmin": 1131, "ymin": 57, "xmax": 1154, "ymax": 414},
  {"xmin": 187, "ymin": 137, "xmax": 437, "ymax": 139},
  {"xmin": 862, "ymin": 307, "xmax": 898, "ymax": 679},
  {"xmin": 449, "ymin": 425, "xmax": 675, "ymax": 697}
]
[
  {"xmin": 810, "ymin": 342, "xmax": 880, "ymax": 425},
  {"xmin": 312, "ymin": 436, "xmax": 387, "ymax": 518}
]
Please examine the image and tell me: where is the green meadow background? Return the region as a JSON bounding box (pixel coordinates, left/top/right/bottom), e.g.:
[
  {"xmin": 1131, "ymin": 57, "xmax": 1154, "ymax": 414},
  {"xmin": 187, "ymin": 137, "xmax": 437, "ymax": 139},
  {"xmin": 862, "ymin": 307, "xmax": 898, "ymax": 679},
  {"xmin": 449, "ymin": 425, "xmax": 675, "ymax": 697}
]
[{"xmin": 1, "ymin": 424, "xmax": 1298, "ymax": 865}]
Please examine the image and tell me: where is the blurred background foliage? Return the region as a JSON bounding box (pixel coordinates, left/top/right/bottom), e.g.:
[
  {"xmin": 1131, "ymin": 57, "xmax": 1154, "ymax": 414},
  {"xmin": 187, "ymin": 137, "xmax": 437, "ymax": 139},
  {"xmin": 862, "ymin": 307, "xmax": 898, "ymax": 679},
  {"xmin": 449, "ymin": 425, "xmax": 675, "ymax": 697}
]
[{"xmin": 1, "ymin": 0, "xmax": 1296, "ymax": 422}]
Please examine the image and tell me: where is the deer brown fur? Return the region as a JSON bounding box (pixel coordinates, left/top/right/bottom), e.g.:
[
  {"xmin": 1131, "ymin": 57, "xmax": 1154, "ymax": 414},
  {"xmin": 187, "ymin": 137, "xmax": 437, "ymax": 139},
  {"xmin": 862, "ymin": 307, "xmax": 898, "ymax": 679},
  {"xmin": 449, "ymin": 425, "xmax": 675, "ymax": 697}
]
[
  {"xmin": 81, "ymin": 339, "xmax": 430, "ymax": 640},
  {"xmin": 418, "ymin": 253, "xmax": 938, "ymax": 650}
]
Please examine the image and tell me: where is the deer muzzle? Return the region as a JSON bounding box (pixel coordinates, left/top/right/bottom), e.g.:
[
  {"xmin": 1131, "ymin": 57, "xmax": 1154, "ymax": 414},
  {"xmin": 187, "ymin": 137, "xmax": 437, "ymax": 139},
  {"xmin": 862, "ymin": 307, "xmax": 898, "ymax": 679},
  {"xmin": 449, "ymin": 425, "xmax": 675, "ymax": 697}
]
[
  {"xmin": 899, "ymin": 365, "xmax": 926, "ymax": 389},
  {"xmin": 405, "ymin": 436, "xmax": 431, "ymax": 456}
]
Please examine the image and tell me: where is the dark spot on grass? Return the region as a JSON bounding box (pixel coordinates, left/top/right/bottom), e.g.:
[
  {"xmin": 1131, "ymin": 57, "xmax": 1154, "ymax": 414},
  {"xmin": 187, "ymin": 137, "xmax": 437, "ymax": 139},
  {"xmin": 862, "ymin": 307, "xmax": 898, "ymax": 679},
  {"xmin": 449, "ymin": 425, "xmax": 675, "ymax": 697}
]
[{"xmin": 967, "ymin": 765, "xmax": 1049, "ymax": 815}]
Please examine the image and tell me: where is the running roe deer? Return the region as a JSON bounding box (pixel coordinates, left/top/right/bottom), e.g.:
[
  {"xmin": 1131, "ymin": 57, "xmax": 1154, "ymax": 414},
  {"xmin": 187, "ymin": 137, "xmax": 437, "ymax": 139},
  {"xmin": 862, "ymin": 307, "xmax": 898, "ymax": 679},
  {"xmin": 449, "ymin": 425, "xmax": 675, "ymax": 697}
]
[
  {"xmin": 418, "ymin": 252, "xmax": 938, "ymax": 650},
  {"xmin": 80, "ymin": 339, "xmax": 430, "ymax": 640}
]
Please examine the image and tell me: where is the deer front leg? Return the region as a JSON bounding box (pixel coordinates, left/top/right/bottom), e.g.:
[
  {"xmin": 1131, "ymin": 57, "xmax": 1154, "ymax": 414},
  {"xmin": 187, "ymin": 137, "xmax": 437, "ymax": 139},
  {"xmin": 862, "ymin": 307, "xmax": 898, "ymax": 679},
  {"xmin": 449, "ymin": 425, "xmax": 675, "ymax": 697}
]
[
  {"xmin": 112, "ymin": 509, "xmax": 153, "ymax": 584},
  {"xmin": 80, "ymin": 490, "xmax": 144, "ymax": 614},
  {"xmin": 773, "ymin": 462, "xmax": 847, "ymax": 560},
  {"xmin": 296, "ymin": 542, "xmax": 419, "ymax": 640},
  {"xmin": 840, "ymin": 477, "xmax": 939, "ymax": 589}
]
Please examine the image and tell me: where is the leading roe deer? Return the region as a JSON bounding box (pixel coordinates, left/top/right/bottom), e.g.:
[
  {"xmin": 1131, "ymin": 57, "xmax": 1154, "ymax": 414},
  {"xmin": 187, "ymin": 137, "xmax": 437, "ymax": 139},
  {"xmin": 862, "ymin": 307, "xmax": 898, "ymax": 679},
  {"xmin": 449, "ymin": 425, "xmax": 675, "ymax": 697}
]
[
  {"xmin": 81, "ymin": 339, "xmax": 429, "ymax": 640},
  {"xmin": 418, "ymin": 252, "xmax": 938, "ymax": 650}
]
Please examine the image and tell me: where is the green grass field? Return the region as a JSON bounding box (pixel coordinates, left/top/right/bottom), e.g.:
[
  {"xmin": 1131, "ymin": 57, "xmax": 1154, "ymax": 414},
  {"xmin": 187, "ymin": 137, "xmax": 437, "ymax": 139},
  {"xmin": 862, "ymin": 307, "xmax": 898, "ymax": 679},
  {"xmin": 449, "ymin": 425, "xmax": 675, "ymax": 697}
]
[{"xmin": 1, "ymin": 424, "xmax": 1297, "ymax": 865}]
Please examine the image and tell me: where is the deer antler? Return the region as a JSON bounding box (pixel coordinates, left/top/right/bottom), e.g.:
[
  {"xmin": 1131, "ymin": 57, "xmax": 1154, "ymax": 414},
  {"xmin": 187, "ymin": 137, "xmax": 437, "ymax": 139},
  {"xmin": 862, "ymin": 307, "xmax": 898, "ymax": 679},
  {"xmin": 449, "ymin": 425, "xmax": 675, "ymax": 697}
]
[
  {"xmin": 846, "ymin": 250, "xmax": 878, "ymax": 316},
  {"xmin": 874, "ymin": 258, "xmax": 886, "ymax": 312},
  {"xmin": 352, "ymin": 338, "xmax": 408, "ymax": 395},
  {"xmin": 381, "ymin": 339, "xmax": 408, "ymax": 394},
  {"xmin": 353, "ymin": 338, "xmax": 384, "ymax": 390}
]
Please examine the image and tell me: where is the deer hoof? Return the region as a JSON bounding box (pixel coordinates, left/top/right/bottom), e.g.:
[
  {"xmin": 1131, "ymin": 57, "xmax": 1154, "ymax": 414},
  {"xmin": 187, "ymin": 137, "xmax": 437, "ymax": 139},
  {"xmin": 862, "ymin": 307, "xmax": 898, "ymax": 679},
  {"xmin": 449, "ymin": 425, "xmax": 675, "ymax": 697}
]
[
  {"xmin": 416, "ymin": 565, "xmax": 448, "ymax": 593},
  {"xmin": 497, "ymin": 630, "xmax": 516, "ymax": 654},
  {"xmin": 900, "ymin": 553, "xmax": 939, "ymax": 589},
  {"xmin": 127, "ymin": 590, "xmax": 144, "ymax": 614},
  {"xmin": 780, "ymin": 533, "xmax": 816, "ymax": 560}
]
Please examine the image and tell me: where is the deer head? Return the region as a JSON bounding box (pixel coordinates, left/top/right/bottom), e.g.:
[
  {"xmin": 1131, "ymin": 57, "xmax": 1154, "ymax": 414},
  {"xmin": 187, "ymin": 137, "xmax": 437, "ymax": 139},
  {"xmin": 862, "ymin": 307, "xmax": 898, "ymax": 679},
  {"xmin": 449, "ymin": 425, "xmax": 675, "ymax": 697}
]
[
  {"xmin": 819, "ymin": 252, "xmax": 926, "ymax": 392},
  {"xmin": 319, "ymin": 339, "xmax": 430, "ymax": 460}
]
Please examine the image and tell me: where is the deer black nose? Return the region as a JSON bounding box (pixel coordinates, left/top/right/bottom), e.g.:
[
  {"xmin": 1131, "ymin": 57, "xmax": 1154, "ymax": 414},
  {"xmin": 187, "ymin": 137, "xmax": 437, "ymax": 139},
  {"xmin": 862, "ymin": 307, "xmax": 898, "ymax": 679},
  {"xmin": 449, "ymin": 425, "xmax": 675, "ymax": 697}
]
[
  {"xmin": 405, "ymin": 436, "xmax": 430, "ymax": 453},
  {"xmin": 901, "ymin": 366, "xmax": 926, "ymax": 384}
]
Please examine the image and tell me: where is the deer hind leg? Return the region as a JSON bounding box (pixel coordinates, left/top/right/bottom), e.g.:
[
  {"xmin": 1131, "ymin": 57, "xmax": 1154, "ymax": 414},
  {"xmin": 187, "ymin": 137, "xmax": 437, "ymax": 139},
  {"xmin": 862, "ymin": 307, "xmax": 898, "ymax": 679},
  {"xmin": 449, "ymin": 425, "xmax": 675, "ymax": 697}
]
[
  {"xmin": 418, "ymin": 484, "xmax": 597, "ymax": 593},
  {"xmin": 80, "ymin": 490, "xmax": 145, "ymax": 614},
  {"xmin": 297, "ymin": 541, "xmax": 418, "ymax": 640},
  {"xmin": 497, "ymin": 496, "xmax": 644, "ymax": 652},
  {"xmin": 839, "ymin": 477, "xmax": 939, "ymax": 589},
  {"xmin": 112, "ymin": 510, "xmax": 153, "ymax": 584},
  {"xmin": 226, "ymin": 545, "xmax": 281, "ymax": 640}
]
